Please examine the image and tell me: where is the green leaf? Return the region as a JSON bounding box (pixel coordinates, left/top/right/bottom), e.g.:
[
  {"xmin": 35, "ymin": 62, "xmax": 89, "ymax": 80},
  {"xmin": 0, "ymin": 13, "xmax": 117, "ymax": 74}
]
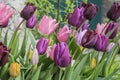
[
  {"xmin": 71, "ymin": 54, "xmax": 88, "ymax": 80},
  {"xmin": 20, "ymin": 28, "xmax": 28, "ymax": 57},
  {"xmin": 29, "ymin": 30, "xmax": 36, "ymax": 48},
  {"xmin": 90, "ymin": 59, "xmax": 106, "ymax": 80},
  {"xmin": 31, "ymin": 64, "xmax": 42, "ymax": 80},
  {"xmin": 4, "ymin": 29, "xmax": 9, "ymax": 46}
]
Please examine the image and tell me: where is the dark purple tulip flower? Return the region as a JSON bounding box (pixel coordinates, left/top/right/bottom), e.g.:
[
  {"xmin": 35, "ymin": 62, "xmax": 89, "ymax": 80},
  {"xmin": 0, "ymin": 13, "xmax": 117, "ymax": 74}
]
[
  {"xmin": 20, "ymin": 3, "xmax": 36, "ymax": 20},
  {"xmin": 36, "ymin": 38, "xmax": 49, "ymax": 55},
  {"xmin": 105, "ymin": 22, "xmax": 118, "ymax": 39},
  {"xmin": 81, "ymin": 29, "xmax": 98, "ymax": 48},
  {"xmin": 54, "ymin": 42, "xmax": 71, "ymax": 67},
  {"xmin": 26, "ymin": 15, "xmax": 36, "ymax": 29},
  {"xmin": 0, "ymin": 42, "xmax": 10, "ymax": 66},
  {"xmin": 84, "ymin": 3, "xmax": 98, "ymax": 20},
  {"xmin": 94, "ymin": 34, "xmax": 109, "ymax": 52},
  {"xmin": 107, "ymin": 2, "xmax": 120, "ymax": 21},
  {"xmin": 68, "ymin": 7, "xmax": 85, "ymax": 28}
]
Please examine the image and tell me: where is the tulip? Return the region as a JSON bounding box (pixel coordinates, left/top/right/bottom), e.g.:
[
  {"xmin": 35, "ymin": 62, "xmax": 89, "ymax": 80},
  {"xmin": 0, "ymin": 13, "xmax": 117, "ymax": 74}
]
[
  {"xmin": 84, "ymin": 2, "xmax": 98, "ymax": 20},
  {"xmin": 57, "ymin": 25, "xmax": 70, "ymax": 42},
  {"xmin": 105, "ymin": 22, "xmax": 118, "ymax": 39},
  {"xmin": 54, "ymin": 42, "xmax": 71, "ymax": 67},
  {"xmin": 68, "ymin": 7, "xmax": 85, "ymax": 28},
  {"xmin": 46, "ymin": 44, "xmax": 57, "ymax": 60},
  {"xmin": 26, "ymin": 15, "xmax": 36, "ymax": 29},
  {"xmin": 38, "ymin": 15, "xmax": 59, "ymax": 35},
  {"xmin": 81, "ymin": 22, "xmax": 89, "ymax": 31},
  {"xmin": 118, "ymin": 40, "xmax": 120, "ymax": 47},
  {"xmin": 77, "ymin": 29, "xmax": 98, "ymax": 48},
  {"xmin": 30, "ymin": 49, "xmax": 39, "ymax": 65},
  {"xmin": 95, "ymin": 23, "xmax": 107, "ymax": 34},
  {"xmin": 20, "ymin": 3, "xmax": 36, "ymax": 20},
  {"xmin": 0, "ymin": 2, "xmax": 14, "ymax": 28},
  {"xmin": 9, "ymin": 62, "xmax": 20, "ymax": 78},
  {"xmin": 0, "ymin": 42, "xmax": 10, "ymax": 66},
  {"xmin": 107, "ymin": 2, "xmax": 120, "ymax": 21},
  {"xmin": 90, "ymin": 58, "xmax": 96, "ymax": 69},
  {"xmin": 106, "ymin": 42, "xmax": 115, "ymax": 52},
  {"xmin": 36, "ymin": 38, "xmax": 49, "ymax": 55},
  {"xmin": 94, "ymin": 34, "xmax": 108, "ymax": 52},
  {"xmin": 76, "ymin": 29, "xmax": 87, "ymax": 45}
]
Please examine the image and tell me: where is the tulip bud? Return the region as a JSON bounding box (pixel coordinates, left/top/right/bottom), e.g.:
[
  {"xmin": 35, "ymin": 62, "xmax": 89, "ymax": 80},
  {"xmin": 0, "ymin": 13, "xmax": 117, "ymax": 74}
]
[
  {"xmin": 0, "ymin": 2, "xmax": 14, "ymax": 28},
  {"xmin": 105, "ymin": 22, "xmax": 118, "ymax": 39},
  {"xmin": 84, "ymin": 3, "xmax": 98, "ymax": 20},
  {"xmin": 81, "ymin": 29, "xmax": 98, "ymax": 48},
  {"xmin": 118, "ymin": 40, "xmax": 120, "ymax": 47},
  {"xmin": 9, "ymin": 62, "xmax": 20, "ymax": 78},
  {"xmin": 106, "ymin": 42, "xmax": 115, "ymax": 52},
  {"xmin": 54, "ymin": 42, "xmax": 71, "ymax": 67},
  {"xmin": 30, "ymin": 49, "xmax": 39, "ymax": 65},
  {"xmin": 68, "ymin": 7, "xmax": 85, "ymax": 28},
  {"xmin": 107, "ymin": 2, "xmax": 120, "ymax": 21},
  {"xmin": 90, "ymin": 58, "xmax": 96, "ymax": 69},
  {"xmin": 0, "ymin": 42, "xmax": 10, "ymax": 66},
  {"xmin": 94, "ymin": 34, "xmax": 109, "ymax": 52},
  {"xmin": 81, "ymin": 22, "xmax": 89, "ymax": 31},
  {"xmin": 38, "ymin": 15, "xmax": 59, "ymax": 35},
  {"xmin": 36, "ymin": 38, "xmax": 49, "ymax": 55},
  {"xmin": 57, "ymin": 25, "xmax": 70, "ymax": 42},
  {"xmin": 26, "ymin": 15, "xmax": 36, "ymax": 29},
  {"xmin": 20, "ymin": 3, "xmax": 36, "ymax": 20}
]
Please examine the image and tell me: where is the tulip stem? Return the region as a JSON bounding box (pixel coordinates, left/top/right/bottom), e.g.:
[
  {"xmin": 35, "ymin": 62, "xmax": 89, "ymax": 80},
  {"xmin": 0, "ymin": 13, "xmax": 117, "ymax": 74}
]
[
  {"xmin": 101, "ymin": 20, "xmax": 111, "ymax": 34},
  {"xmin": 57, "ymin": 0, "xmax": 60, "ymax": 22}
]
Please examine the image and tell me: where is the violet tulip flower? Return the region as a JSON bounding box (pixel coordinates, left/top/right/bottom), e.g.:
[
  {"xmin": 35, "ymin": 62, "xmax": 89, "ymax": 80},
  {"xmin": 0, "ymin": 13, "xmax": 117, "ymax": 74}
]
[
  {"xmin": 0, "ymin": 2, "xmax": 14, "ymax": 28},
  {"xmin": 84, "ymin": 2, "xmax": 98, "ymax": 20},
  {"xmin": 57, "ymin": 25, "xmax": 70, "ymax": 42},
  {"xmin": 77, "ymin": 29, "xmax": 98, "ymax": 48},
  {"xmin": 105, "ymin": 22, "xmax": 118, "ymax": 39},
  {"xmin": 0, "ymin": 42, "xmax": 10, "ymax": 66},
  {"xmin": 94, "ymin": 34, "xmax": 109, "ymax": 52},
  {"xmin": 20, "ymin": 3, "xmax": 36, "ymax": 20},
  {"xmin": 81, "ymin": 22, "xmax": 89, "ymax": 31},
  {"xmin": 54, "ymin": 42, "xmax": 71, "ymax": 67},
  {"xmin": 36, "ymin": 38, "xmax": 49, "ymax": 55},
  {"xmin": 38, "ymin": 15, "xmax": 59, "ymax": 35},
  {"xmin": 68, "ymin": 7, "xmax": 85, "ymax": 28},
  {"xmin": 106, "ymin": 42, "xmax": 115, "ymax": 52},
  {"xmin": 26, "ymin": 15, "xmax": 36, "ymax": 29},
  {"xmin": 107, "ymin": 2, "xmax": 120, "ymax": 21}
]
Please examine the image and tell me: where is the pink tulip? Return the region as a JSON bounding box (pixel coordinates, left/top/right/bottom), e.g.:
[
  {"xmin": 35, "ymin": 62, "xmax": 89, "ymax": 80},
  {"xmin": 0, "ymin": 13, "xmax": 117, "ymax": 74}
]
[
  {"xmin": 95, "ymin": 23, "xmax": 107, "ymax": 34},
  {"xmin": 46, "ymin": 44, "xmax": 56, "ymax": 60},
  {"xmin": 38, "ymin": 15, "xmax": 59, "ymax": 35},
  {"xmin": 0, "ymin": 2, "xmax": 14, "ymax": 28},
  {"xmin": 57, "ymin": 25, "xmax": 70, "ymax": 42}
]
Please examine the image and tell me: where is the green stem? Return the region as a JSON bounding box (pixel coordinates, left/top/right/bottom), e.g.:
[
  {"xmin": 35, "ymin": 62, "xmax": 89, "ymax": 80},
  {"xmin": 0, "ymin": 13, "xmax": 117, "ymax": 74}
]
[{"xmin": 57, "ymin": 0, "xmax": 60, "ymax": 22}]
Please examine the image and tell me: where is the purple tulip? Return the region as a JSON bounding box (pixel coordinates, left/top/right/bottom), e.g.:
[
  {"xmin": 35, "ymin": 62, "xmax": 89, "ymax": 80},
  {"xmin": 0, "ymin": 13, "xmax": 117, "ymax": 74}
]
[
  {"xmin": 0, "ymin": 42, "xmax": 10, "ymax": 66},
  {"xmin": 68, "ymin": 7, "xmax": 85, "ymax": 28},
  {"xmin": 107, "ymin": 2, "xmax": 120, "ymax": 21},
  {"xmin": 20, "ymin": 3, "xmax": 36, "ymax": 20},
  {"xmin": 105, "ymin": 22, "xmax": 118, "ymax": 39},
  {"xmin": 81, "ymin": 22, "xmax": 89, "ymax": 31},
  {"xmin": 80, "ymin": 29, "xmax": 98, "ymax": 48},
  {"xmin": 26, "ymin": 15, "xmax": 36, "ymax": 29},
  {"xmin": 84, "ymin": 2, "xmax": 98, "ymax": 20},
  {"xmin": 36, "ymin": 38, "xmax": 49, "ymax": 55},
  {"xmin": 54, "ymin": 42, "xmax": 71, "ymax": 67},
  {"xmin": 94, "ymin": 34, "xmax": 109, "ymax": 52}
]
